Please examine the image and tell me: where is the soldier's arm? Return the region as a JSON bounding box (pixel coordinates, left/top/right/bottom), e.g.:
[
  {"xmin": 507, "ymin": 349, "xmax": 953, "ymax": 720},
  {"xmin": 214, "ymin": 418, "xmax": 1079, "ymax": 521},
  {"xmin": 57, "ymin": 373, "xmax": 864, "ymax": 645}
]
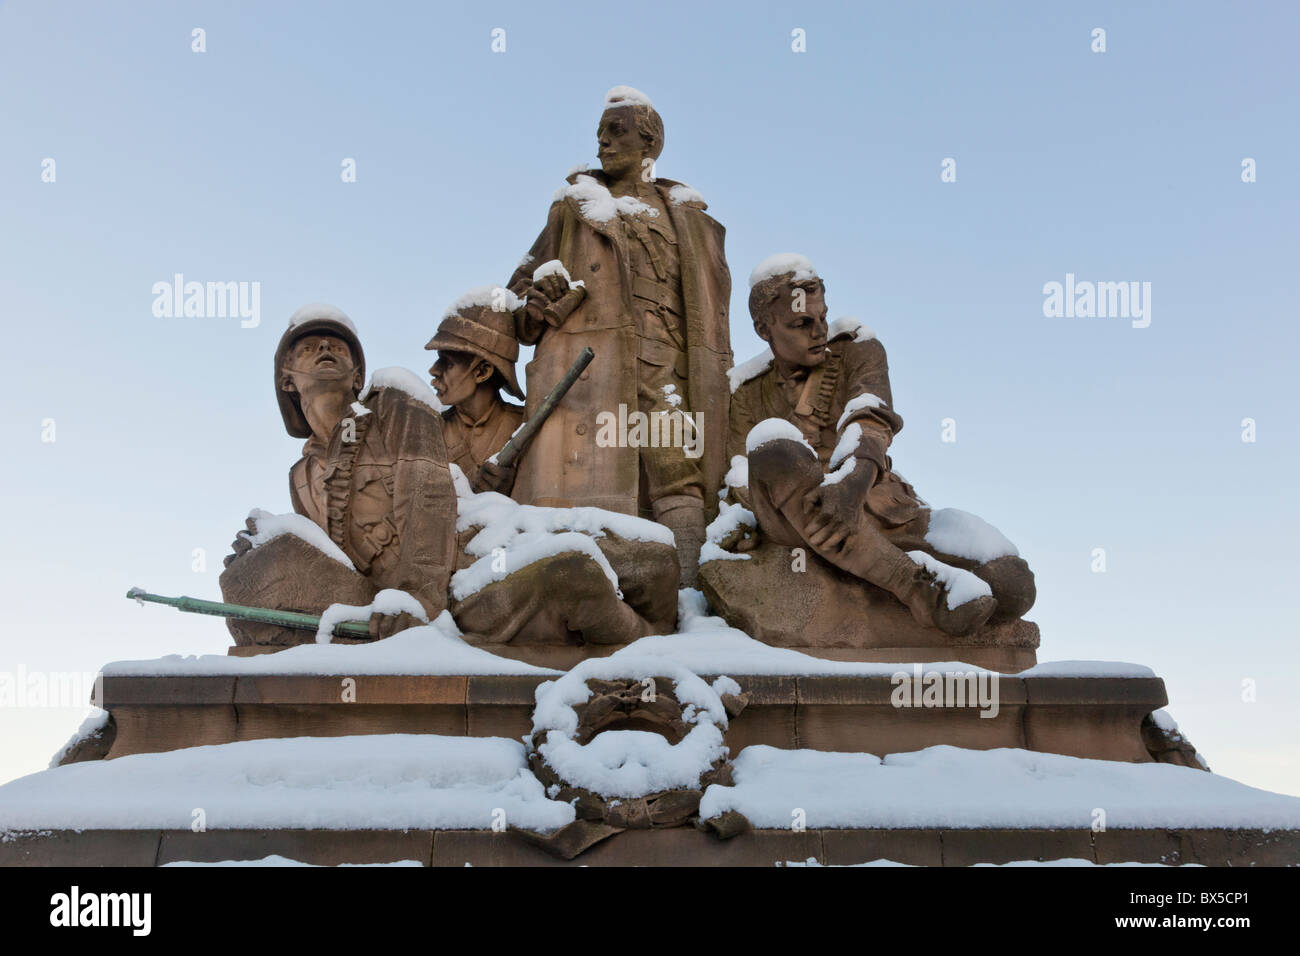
[
  {"xmin": 723, "ymin": 381, "xmax": 758, "ymax": 511},
  {"xmin": 805, "ymin": 339, "xmax": 906, "ymax": 531},
  {"xmin": 834, "ymin": 338, "xmax": 905, "ymax": 477},
  {"xmin": 509, "ymin": 201, "xmax": 566, "ymax": 346}
]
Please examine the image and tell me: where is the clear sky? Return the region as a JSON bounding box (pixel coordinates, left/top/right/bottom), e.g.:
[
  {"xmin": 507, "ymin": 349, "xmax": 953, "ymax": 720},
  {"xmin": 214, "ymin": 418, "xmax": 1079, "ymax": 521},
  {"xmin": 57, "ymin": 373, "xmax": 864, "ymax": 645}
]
[{"xmin": 2, "ymin": 1, "xmax": 1297, "ymax": 796}]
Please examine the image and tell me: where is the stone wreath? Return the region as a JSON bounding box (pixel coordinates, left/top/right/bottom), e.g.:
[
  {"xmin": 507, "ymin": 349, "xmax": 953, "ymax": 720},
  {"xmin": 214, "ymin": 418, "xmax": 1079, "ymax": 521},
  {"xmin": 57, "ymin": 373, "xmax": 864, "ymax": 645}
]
[{"xmin": 516, "ymin": 657, "xmax": 751, "ymax": 858}]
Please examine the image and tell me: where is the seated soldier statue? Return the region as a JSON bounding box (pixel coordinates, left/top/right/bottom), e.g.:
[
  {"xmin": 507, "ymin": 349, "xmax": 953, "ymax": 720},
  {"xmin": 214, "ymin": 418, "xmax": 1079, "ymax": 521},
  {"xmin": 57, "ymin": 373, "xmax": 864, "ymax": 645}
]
[
  {"xmin": 221, "ymin": 303, "xmax": 458, "ymax": 643},
  {"xmin": 720, "ymin": 256, "xmax": 1036, "ymax": 637}
]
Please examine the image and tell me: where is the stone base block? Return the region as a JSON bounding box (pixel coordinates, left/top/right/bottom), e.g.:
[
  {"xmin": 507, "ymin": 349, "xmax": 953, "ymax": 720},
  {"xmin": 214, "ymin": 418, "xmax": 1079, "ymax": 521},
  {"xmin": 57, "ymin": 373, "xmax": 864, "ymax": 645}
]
[
  {"xmin": 4, "ymin": 826, "xmax": 1296, "ymax": 867},
  {"xmin": 97, "ymin": 672, "xmax": 1168, "ymax": 765}
]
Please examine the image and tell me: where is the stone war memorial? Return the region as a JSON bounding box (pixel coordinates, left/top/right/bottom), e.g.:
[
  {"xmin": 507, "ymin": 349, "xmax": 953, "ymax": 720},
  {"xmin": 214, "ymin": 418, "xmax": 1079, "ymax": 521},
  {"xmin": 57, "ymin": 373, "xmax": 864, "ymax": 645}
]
[{"xmin": 3, "ymin": 84, "xmax": 1298, "ymax": 871}]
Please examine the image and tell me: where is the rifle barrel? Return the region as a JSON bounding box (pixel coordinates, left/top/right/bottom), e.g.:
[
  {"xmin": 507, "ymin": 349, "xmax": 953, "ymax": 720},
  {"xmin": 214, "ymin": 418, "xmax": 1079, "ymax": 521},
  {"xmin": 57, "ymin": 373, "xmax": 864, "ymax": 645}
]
[
  {"xmin": 495, "ymin": 346, "xmax": 594, "ymax": 469},
  {"xmin": 125, "ymin": 588, "xmax": 372, "ymax": 640}
]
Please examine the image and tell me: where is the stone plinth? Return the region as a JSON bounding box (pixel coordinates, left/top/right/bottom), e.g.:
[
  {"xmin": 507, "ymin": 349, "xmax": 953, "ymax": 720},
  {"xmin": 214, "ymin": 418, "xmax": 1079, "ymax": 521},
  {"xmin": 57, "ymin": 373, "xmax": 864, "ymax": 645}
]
[{"xmin": 98, "ymin": 672, "xmax": 1167, "ymax": 765}]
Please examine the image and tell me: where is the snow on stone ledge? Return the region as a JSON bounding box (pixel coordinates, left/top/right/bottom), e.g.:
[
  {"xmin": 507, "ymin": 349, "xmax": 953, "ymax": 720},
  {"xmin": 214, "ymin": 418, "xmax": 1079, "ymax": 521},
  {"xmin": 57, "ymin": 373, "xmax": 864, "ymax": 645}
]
[
  {"xmin": 0, "ymin": 735, "xmax": 574, "ymax": 833},
  {"xmin": 784, "ymin": 857, "xmax": 1199, "ymax": 868},
  {"xmin": 611, "ymin": 609, "xmax": 1159, "ymax": 679},
  {"xmin": 101, "ymin": 611, "xmax": 559, "ymax": 677},
  {"xmin": 105, "ymin": 575, "xmax": 1157, "ymax": 681},
  {"xmin": 1016, "ymin": 660, "xmax": 1156, "ymax": 678},
  {"xmin": 700, "ymin": 744, "xmax": 1300, "ymax": 831},
  {"xmin": 165, "ymin": 856, "xmax": 423, "ymax": 867},
  {"xmin": 47, "ymin": 708, "xmax": 110, "ymax": 769}
]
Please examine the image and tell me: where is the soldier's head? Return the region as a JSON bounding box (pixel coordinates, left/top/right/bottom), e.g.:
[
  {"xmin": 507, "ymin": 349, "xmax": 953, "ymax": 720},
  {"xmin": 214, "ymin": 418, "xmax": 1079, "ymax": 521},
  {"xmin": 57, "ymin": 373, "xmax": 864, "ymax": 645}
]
[
  {"xmin": 426, "ymin": 289, "xmax": 524, "ymax": 409},
  {"xmin": 429, "ymin": 350, "xmax": 502, "ymax": 408},
  {"xmin": 275, "ymin": 304, "xmax": 366, "ymax": 438},
  {"xmin": 597, "ymin": 86, "xmax": 664, "ymax": 180},
  {"xmin": 748, "ymin": 255, "xmax": 829, "ymax": 370}
]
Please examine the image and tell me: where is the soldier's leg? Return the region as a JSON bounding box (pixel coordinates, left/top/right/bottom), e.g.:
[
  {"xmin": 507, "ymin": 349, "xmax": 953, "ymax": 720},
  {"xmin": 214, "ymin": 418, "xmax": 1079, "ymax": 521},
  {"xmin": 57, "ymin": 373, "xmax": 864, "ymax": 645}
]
[
  {"xmin": 593, "ymin": 533, "xmax": 680, "ymax": 633},
  {"xmin": 637, "ymin": 359, "xmax": 707, "ymax": 587},
  {"xmin": 219, "ymin": 532, "xmax": 376, "ymax": 647},
  {"xmin": 747, "ymin": 438, "xmax": 995, "ymax": 636},
  {"xmin": 889, "ymin": 509, "xmax": 1036, "ymax": 623},
  {"xmin": 453, "ymin": 551, "xmax": 655, "ymax": 646}
]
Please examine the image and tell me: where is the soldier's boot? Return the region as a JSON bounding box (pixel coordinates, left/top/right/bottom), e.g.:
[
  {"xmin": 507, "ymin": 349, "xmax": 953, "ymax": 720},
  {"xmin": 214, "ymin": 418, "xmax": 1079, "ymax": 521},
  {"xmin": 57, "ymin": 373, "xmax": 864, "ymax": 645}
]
[
  {"xmin": 832, "ymin": 537, "xmax": 997, "ymax": 638},
  {"xmin": 654, "ymin": 494, "xmax": 706, "ymax": 589}
]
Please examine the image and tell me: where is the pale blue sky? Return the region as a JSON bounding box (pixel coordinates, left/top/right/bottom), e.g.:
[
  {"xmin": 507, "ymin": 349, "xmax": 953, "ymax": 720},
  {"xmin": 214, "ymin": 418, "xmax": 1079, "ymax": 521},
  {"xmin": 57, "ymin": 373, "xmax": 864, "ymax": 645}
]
[{"xmin": 2, "ymin": 1, "xmax": 1297, "ymax": 794}]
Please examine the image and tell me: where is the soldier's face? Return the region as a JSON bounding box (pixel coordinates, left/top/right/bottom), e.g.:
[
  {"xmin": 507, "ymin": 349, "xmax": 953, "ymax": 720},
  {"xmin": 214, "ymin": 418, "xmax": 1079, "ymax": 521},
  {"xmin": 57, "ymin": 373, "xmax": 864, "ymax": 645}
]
[
  {"xmin": 430, "ymin": 351, "xmax": 489, "ymax": 408},
  {"xmin": 281, "ymin": 334, "xmax": 361, "ymax": 395},
  {"xmin": 758, "ymin": 283, "xmax": 829, "ymax": 370},
  {"xmin": 597, "ymin": 109, "xmax": 647, "ymax": 179}
]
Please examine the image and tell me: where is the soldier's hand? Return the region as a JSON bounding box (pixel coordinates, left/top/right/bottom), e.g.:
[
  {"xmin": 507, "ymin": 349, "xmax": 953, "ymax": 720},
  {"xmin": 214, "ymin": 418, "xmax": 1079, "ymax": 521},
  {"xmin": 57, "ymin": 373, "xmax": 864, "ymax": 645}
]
[
  {"xmin": 804, "ymin": 505, "xmax": 852, "ymax": 555},
  {"xmin": 734, "ymin": 525, "xmax": 763, "ymax": 553},
  {"xmin": 222, "ymin": 517, "xmax": 258, "ymax": 568},
  {"xmin": 535, "ymin": 273, "xmax": 570, "ymax": 303},
  {"xmin": 368, "ymin": 611, "xmax": 422, "ymax": 640},
  {"xmin": 473, "ymin": 460, "xmax": 517, "ymax": 495}
]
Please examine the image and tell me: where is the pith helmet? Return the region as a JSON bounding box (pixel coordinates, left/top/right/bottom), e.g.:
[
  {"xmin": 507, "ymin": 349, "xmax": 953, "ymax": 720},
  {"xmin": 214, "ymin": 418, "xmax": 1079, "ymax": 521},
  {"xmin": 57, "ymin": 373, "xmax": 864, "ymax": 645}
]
[
  {"xmin": 425, "ymin": 289, "xmax": 524, "ymax": 400},
  {"xmin": 275, "ymin": 303, "xmax": 366, "ymax": 439}
]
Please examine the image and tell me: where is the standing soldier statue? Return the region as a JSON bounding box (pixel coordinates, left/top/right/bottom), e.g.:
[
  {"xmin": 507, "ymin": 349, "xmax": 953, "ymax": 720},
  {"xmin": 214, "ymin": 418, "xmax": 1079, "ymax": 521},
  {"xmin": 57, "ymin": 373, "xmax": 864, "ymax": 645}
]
[{"xmin": 506, "ymin": 86, "xmax": 732, "ymax": 586}]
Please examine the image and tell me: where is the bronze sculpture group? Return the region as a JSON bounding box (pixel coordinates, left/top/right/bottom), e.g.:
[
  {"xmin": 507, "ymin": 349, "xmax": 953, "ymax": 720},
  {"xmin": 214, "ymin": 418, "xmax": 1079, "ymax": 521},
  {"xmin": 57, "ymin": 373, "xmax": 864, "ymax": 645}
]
[{"xmin": 220, "ymin": 86, "xmax": 1035, "ymax": 656}]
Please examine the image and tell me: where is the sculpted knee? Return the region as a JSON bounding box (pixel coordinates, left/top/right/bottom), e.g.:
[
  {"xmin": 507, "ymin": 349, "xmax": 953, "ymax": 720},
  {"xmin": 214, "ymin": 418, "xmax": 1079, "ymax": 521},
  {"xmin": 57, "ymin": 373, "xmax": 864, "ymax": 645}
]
[
  {"xmin": 974, "ymin": 555, "xmax": 1036, "ymax": 622},
  {"xmin": 547, "ymin": 551, "xmax": 620, "ymax": 605},
  {"xmin": 747, "ymin": 438, "xmax": 822, "ymax": 505}
]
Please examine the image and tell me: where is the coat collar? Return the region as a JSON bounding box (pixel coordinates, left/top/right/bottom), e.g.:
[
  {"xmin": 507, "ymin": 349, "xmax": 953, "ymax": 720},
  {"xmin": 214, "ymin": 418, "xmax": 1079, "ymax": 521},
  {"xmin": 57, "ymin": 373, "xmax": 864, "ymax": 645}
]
[{"xmin": 561, "ymin": 168, "xmax": 707, "ymax": 208}]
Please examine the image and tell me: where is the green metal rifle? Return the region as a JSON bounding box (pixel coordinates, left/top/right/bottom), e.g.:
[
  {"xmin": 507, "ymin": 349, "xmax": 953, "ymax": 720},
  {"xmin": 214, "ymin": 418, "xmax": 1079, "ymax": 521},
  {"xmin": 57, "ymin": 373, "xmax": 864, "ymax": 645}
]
[{"xmin": 125, "ymin": 587, "xmax": 372, "ymax": 640}]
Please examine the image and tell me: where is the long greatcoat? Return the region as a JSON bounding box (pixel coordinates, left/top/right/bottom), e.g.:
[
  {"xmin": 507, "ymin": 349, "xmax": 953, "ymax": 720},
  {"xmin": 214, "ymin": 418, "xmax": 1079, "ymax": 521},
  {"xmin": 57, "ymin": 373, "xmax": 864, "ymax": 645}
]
[{"xmin": 507, "ymin": 170, "xmax": 732, "ymax": 518}]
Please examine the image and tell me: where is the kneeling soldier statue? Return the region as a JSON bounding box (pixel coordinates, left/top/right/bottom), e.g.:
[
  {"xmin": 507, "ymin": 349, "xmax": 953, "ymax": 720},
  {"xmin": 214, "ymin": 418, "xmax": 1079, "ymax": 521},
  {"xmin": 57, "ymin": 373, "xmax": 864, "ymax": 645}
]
[{"xmin": 220, "ymin": 304, "xmax": 458, "ymax": 645}]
